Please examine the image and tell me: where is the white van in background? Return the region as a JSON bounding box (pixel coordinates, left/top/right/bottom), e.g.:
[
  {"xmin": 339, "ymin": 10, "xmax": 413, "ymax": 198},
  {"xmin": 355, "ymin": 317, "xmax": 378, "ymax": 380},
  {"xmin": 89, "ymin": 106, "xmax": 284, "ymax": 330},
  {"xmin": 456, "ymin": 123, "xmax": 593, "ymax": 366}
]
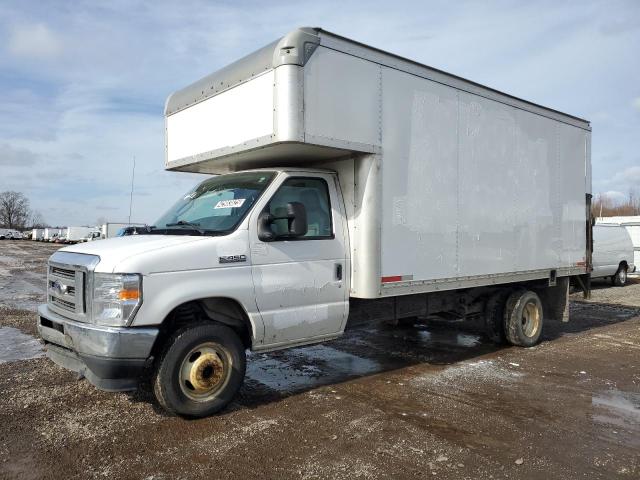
[
  {"xmin": 592, "ymin": 224, "xmax": 636, "ymax": 286},
  {"xmin": 0, "ymin": 229, "xmax": 23, "ymax": 240}
]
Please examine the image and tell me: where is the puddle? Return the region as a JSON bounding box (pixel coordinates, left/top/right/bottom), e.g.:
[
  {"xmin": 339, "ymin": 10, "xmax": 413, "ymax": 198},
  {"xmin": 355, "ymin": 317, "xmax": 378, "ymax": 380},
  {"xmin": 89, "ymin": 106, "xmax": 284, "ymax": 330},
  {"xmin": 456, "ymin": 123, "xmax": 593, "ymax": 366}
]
[
  {"xmin": 592, "ymin": 389, "xmax": 640, "ymax": 447},
  {"xmin": 0, "ymin": 276, "xmax": 46, "ymax": 311},
  {"xmin": 247, "ymin": 345, "xmax": 380, "ymax": 393},
  {"xmin": 416, "ymin": 330, "xmax": 481, "ymax": 348},
  {"xmin": 0, "ymin": 327, "xmax": 45, "ymax": 363}
]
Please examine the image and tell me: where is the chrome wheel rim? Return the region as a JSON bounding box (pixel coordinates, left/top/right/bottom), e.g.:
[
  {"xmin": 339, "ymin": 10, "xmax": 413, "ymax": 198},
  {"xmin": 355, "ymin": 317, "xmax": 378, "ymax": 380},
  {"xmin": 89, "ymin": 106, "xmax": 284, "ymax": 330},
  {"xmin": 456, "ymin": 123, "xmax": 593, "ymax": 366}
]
[
  {"xmin": 620, "ymin": 269, "xmax": 627, "ymax": 283},
  {"xmin": 178, "ymin": 342, "xmax": 231, "ymax": 402},
  {"xmin": 521, "ymin": 301, "xmax": 541, "ymax": 338}
]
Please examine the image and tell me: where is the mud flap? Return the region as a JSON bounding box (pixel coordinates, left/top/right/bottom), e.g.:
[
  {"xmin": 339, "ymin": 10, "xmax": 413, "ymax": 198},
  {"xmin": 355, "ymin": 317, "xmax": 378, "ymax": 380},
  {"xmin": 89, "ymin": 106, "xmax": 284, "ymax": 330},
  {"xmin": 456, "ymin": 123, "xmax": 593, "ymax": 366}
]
[{"xmin": 536, "ymin": 277, "xmax": 570, "ymax": 323}]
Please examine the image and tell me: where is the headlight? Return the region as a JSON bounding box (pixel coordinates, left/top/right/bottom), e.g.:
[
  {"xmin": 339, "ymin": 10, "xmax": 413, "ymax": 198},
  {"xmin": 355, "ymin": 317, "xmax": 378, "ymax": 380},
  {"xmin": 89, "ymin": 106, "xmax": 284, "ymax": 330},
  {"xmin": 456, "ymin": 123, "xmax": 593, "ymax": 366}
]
[{"xmin": 93, "ymin": 273, "xmax": 142, "ymax": 326}]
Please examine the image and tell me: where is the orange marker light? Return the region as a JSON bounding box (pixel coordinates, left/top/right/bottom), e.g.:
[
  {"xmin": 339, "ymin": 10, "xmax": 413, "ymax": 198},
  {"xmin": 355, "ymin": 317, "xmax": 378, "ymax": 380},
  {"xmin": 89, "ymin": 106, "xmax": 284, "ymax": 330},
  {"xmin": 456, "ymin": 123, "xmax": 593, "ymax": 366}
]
[{"xmin": 119, "ymin": 289, "xmax": 140, "ymax": 301}]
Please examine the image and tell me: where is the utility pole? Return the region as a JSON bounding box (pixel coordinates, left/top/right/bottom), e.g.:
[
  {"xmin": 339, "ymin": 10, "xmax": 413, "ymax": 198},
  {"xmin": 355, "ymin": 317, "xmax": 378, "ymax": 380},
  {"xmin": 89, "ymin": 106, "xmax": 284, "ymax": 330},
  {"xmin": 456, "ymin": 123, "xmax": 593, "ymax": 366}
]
[{"xmin": 128, "ymin": 156, "xmax": 136, "ymax": 225}]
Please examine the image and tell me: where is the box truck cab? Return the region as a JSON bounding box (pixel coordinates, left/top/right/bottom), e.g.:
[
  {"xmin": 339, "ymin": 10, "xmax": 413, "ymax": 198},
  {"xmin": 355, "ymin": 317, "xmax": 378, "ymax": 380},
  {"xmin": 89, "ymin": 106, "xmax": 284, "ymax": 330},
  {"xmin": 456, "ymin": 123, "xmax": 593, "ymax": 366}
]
[{"xmin": 37, "ymin": 28, "xmax": 592, "ymax": 417}]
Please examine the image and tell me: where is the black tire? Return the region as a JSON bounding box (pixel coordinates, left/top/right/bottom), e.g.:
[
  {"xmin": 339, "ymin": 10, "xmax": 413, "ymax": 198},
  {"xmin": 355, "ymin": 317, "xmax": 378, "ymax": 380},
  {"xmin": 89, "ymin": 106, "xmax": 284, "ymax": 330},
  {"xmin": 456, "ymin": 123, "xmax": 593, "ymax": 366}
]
[
  {"xmin": 153, "ymin": 322, "xmax": 246, "ymax": 418},
  {"xmin": 503, "ymin": 289, "xmax": 543, "ymax": 347},
  {"xmin": 611, "ymin": 266, "xmax": 627, "ymax": 287},
  {"xmin": 484, "ymin": 291, "xmax": 508, "ymax": 344}
]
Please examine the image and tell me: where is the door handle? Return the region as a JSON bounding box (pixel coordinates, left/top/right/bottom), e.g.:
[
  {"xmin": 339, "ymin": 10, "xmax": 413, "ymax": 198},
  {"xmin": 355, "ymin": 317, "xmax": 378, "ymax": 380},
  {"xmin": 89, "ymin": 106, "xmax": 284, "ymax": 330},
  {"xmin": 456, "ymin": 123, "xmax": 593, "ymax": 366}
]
[{"xmin": 335, "ymin": 263, "xmax": 343, "ymax": 281}]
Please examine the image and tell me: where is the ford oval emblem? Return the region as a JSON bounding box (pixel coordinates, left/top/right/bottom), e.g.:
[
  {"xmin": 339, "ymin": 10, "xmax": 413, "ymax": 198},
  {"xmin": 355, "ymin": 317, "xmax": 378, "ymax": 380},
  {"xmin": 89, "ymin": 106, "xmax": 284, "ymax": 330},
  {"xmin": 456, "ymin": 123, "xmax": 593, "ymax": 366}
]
[{"xmin": 52, "ymin": 280, "xmax": 68, "ymax": 295}]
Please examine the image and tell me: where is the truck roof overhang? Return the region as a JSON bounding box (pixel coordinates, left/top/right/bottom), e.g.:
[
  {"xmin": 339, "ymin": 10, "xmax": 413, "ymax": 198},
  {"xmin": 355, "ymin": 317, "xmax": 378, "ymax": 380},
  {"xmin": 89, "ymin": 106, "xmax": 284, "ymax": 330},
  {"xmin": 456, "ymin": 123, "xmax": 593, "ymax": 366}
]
[{"xmin": 164, "ymin": 28, "xmax": 320, "ymax": 116}]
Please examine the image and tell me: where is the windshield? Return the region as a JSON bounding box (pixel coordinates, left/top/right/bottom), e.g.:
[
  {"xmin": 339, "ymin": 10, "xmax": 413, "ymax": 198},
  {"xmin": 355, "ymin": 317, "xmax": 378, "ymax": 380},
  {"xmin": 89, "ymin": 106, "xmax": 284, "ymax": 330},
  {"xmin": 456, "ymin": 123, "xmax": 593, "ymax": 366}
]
[{"xmin": 154, "ymin": 171, "xmax": 276, "ymax": 235}]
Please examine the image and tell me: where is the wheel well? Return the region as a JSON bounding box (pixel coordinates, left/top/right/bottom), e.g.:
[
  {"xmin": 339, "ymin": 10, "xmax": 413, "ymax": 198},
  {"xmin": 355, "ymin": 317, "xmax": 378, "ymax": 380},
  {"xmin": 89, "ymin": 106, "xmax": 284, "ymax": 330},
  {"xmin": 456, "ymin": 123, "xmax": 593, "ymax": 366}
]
[
  {"xmin": 150, "ymin": 298, "xmax": 254, "ymax": 359},
  {"xmin": 619, "ymin": 261, "xmax": 628, "ymax": 271}
]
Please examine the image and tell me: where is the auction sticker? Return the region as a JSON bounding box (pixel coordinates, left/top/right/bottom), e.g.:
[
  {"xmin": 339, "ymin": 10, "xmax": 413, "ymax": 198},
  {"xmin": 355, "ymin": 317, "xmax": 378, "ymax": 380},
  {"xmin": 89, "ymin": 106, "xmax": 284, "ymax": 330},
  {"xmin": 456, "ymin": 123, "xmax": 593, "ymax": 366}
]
[{"xmin": 215, "ymin": 199, "xmax": 246, "ymax": 209}]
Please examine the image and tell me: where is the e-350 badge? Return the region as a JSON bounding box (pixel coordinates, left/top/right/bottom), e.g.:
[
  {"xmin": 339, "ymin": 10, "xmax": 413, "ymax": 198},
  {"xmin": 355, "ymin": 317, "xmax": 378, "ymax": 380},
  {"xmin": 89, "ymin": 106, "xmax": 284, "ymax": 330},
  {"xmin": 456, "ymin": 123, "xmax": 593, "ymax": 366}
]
[{"xmin": 219, "ymin": 255, "xmax": 247, "ymax": 264}]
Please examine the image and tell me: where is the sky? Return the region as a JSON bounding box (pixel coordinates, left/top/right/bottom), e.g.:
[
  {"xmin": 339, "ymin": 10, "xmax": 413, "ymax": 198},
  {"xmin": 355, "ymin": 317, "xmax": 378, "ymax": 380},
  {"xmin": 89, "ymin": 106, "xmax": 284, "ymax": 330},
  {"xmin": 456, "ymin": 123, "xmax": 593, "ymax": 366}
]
[{"xmin": 0, "ymin": 0, "xmax": 639, "ymax": 227}]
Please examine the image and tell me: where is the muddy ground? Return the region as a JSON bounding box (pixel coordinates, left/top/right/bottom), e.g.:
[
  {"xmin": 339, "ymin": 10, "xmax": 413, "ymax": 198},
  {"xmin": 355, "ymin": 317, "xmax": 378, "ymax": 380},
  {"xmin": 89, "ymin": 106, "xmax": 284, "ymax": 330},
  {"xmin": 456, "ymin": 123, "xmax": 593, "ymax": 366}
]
[{"xmin": 0, "ymin": 240, "xmax": 639, "ymax": 479}]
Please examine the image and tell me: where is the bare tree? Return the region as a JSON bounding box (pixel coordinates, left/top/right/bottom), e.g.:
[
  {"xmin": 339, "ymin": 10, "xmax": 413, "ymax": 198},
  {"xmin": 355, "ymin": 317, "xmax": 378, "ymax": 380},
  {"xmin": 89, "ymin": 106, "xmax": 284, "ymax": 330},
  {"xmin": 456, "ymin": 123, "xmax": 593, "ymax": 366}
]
[
  {"xmin": 30, "ymin": 210, "xmax": 47, "ymax": 228},
  {"xmin": 592, "ymin": 190, "xmax": 640, "ymax": 218},
  {"xmin": 0, "ymin": 191, "xmax": 31, "ymax": 229}
]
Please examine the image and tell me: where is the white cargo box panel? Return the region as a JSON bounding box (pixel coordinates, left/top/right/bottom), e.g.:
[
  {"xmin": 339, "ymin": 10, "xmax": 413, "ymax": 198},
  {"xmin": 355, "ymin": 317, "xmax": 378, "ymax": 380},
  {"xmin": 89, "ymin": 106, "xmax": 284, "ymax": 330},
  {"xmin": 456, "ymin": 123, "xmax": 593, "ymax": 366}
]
[{"xmin": 167, "ymin": 71, "xmax": 275, "ymax": 163}]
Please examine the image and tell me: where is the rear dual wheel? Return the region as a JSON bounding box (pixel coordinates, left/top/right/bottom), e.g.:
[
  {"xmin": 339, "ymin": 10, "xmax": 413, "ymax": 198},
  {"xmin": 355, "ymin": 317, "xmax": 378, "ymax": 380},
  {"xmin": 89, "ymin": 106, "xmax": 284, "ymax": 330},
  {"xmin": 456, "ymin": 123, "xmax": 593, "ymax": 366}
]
[{"xmin": 485, "ymin": 289, "xmax": 544, "ymax": 347}]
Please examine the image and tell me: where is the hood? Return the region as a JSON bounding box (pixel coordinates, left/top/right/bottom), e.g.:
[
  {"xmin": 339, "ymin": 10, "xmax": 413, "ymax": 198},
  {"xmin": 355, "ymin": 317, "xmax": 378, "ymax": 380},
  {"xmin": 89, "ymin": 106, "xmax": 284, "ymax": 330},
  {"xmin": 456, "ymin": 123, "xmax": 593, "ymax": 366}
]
[
  {"xmin": 59, "ymin": 230, "xmax": 250, "ymax": 274},
  {"xmin": 60, "ymin": 235, "xmax": 210, "ymax": 273}
]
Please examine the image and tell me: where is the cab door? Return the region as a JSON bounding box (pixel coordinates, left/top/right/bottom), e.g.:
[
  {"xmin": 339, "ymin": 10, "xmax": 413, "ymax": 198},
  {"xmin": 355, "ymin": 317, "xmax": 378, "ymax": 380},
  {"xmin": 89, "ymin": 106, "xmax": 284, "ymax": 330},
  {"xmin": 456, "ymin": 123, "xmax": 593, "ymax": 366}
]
[{"xmin": 249, "ymin": 172, "xmax": 349, "ymax": 348}]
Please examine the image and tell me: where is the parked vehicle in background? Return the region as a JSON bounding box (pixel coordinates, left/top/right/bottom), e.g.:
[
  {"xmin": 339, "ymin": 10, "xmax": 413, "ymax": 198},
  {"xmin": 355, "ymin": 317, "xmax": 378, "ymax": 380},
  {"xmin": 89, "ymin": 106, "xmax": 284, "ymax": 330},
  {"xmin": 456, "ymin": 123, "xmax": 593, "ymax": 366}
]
[
  {"xmin": 592, "ymin": 224, "xmax": 636, "ymax": 286},
  {"xmin": 116, "ymin": 225, "xmax": 148, "ymax": 236},
  {"xmin": 596, "ymin": 216, "xmax": 640, "ymax": 276},
  {"xmin": 0, "ymin": 229, "xmax": 23, "ymax": 239},
  {"xmin": 61, "ymin": 227, "xmax": 96, "ymax": 244},
  {"xmin": 93, "ymin": 223, "xmax": 146, "ymax": 239},
  {"xmin": 23, "ymin": 231, "xmax": 32, "ymax": 239},
  {"xmin": 53, "ymin": 229, "xmax": 68, "ymax": 243},
  {"xmin": 37, "ymin": 27, "xmax": 592, "ymax": 418},
  {"xmin": 81, "ymin": 230, "xmax": 102, "ymax": 242},
  {"xmin": 43, "ymin": 228, "xmax": 62, "ymax": 242},
  {"xmin": 32, "ymin": 228, "xmax": 45, "ymax": 241}
]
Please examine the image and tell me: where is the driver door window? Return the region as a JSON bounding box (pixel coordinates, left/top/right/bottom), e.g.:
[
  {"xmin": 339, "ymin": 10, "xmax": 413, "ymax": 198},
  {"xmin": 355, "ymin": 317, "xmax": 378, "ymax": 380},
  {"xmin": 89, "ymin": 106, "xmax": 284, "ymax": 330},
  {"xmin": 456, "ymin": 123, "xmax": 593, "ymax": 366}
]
[{"xmin": 267, "ymin": 178, "xmax": 333, "ymax": 239}]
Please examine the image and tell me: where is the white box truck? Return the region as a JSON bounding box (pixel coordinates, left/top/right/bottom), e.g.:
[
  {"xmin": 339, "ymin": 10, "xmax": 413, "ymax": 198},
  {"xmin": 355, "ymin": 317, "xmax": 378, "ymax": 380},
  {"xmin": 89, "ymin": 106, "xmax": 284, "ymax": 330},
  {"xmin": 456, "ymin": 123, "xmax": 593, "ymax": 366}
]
[
  {"xmin": 43, "ymin": 228, "xmax": 62, "ymax": 242},
  {"xmin": 62, "ymin": 227, "xmax": 96, "ymax": 244},
  {"xmin": 32, "ymin": 228, "xmax": 44, "ymax": 241},
  {"xmin": 99, "ymin": 222, "xmax": 146, "ymax": 239},
  {"xmin": 37, "ymin": 28, "xmax": 592, "ymax": 417}
]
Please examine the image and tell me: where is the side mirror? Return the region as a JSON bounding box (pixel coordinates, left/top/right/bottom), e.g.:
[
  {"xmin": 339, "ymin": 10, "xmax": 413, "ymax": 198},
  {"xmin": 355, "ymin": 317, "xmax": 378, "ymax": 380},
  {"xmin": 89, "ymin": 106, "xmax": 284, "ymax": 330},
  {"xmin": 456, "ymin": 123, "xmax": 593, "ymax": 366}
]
[
  {"xmin": 258, "ymin": 211, "xmax": 276, "ymax": 242},
  {"xmin": 257, "ymin": 202, "xmax": 308, "ymax": 242}
]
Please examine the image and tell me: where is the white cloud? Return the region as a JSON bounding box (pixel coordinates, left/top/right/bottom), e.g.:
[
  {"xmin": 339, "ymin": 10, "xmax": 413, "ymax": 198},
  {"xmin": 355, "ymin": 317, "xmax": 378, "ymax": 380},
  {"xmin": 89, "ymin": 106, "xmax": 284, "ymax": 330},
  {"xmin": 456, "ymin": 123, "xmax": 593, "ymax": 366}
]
[
  {"xmin": 594, "ymin": 165, "xmax": 640, "ymax": 196},
  {"xmin": 600, "ymin": 191, "xmax": 627, "ymax": 203},
  {"xmin": 8, "ymin": 23, "xmax": 63, "ymax": 59}
]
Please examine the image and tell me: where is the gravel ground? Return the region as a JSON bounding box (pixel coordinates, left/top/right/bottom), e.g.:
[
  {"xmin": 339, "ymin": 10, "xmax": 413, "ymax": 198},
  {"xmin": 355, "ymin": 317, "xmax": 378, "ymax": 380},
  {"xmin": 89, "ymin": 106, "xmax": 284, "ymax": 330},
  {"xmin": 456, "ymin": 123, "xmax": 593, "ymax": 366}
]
[{"xmin": 0, "ymin": 241, "xmax": 639, "ymax": 479}]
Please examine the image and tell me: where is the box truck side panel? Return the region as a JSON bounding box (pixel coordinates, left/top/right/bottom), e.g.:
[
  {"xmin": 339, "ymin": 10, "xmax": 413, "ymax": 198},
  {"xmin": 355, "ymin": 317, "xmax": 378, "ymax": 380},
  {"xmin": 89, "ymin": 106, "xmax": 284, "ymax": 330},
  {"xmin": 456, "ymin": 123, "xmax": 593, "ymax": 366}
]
[
  {"xmin": 556, "ymin": 121, "xmax": 589, "ymax": 267},
  {"xmin": 166, "ymin": 70, "xmax": 275, "ymax": 164},
  {"xmin": 378, "ymin": 66, "xmax": 589, "ymax": 290},
  {"xmin": 380, "ymin": 68, "xmax": 459, "ymax": 281}
]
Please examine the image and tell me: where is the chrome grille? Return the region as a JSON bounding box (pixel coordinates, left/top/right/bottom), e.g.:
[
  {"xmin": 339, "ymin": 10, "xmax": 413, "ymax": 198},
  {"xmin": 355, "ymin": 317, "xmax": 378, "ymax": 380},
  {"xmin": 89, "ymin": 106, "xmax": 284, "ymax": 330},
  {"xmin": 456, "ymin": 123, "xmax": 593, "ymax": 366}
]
[
  {"xmin": 47, "ymin": 262, "xmax": 86, "ymax": 321},
  {"xmin": 50, "ymin": 295, "xmax": 75, "ymax": 312},
  {"xmin": 45, "ymin": 251, "xmax": 100, "ymax": 323},
  {"xmin": 51, "ymin": 266, "xmax": 75, "ymax": 280}
]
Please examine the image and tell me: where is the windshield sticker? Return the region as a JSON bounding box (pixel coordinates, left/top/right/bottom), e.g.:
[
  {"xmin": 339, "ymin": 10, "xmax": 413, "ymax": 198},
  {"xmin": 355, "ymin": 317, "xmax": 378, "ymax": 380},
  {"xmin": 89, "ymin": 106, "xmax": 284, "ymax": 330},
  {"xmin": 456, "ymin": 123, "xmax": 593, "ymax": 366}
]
[{"xmin": 215, "ymin": 199, "xmax": 246, "ymax": 209}]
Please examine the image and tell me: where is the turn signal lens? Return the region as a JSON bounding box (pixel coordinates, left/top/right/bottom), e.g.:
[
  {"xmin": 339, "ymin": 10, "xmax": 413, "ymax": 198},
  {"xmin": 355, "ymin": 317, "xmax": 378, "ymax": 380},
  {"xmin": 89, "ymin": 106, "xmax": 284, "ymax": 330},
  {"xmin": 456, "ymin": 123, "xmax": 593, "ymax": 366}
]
[{"xmin": 118, "ymin": 289, "xmax": 140, "ymax": 301}]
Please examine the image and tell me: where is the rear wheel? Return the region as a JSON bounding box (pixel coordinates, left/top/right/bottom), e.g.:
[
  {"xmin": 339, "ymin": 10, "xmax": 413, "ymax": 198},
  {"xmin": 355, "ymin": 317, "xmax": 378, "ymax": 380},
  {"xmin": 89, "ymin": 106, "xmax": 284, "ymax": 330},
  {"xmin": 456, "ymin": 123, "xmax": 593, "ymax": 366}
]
[
  {"xmin": 153, "ymin": 323, "xmax": 246, "ymax": 418},
  {"xmin": 503, "ymin": 290, "xmax": 543, "ymax": 347},
  {"xmin": 484, "ymin": 291, "xmax": 508, "ymax": 344},
  {"xmin": 611, "ymin": 266, "xmax": 627, "ymax": 287}
]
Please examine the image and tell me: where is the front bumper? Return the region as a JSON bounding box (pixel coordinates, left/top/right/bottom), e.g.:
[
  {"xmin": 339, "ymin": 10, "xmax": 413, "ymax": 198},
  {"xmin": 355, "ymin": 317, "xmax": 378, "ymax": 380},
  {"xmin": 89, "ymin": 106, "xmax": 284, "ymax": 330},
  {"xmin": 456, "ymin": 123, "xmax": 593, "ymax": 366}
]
[{"xmin": 37, "ymin": 304, "xmax": 159, "ymax": 391}]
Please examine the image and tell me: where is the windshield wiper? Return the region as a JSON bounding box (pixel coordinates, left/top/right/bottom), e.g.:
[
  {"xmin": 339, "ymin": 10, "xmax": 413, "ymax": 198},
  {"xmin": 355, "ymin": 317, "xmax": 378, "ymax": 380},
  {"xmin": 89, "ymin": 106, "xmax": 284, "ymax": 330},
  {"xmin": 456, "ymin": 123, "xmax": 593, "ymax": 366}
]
[{"xmin": 165, "ymin": 220, "xmax": 205, "ymax": 235}]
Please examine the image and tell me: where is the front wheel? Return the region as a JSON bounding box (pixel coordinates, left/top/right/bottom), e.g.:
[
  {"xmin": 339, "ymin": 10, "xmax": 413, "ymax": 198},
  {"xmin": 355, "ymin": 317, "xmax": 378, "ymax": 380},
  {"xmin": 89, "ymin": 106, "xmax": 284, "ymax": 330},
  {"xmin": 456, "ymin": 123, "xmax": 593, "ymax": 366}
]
[
  {"xmin": 153, "ymin": 323, "xmax": 246, "ymax": 418},
  {"xmin": 503, "ymin": 290, "xmax": 544, "ymax": 347},
  {"xmin": 611, "ymin": 266, "xmax": 627, "ymax": 287}
]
